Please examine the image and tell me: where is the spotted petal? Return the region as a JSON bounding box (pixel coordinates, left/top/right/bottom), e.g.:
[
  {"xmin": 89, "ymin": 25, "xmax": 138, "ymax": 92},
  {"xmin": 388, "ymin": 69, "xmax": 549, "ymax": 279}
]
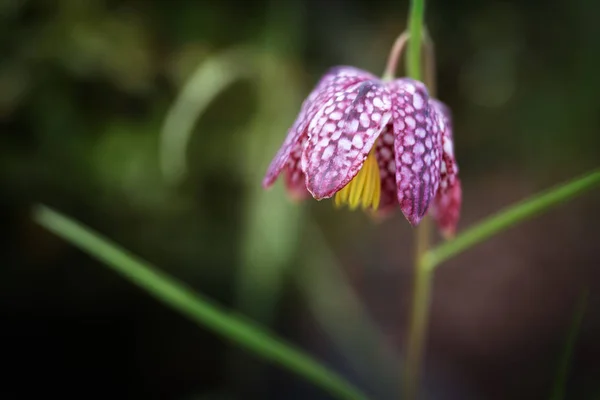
[
  {"xmin": 430, "ymin": 177, "xmax": 462, "ymax": 238},
  {"xmin": 302, "ymin": 80, "xmax": 392, "ymax": 199},
  {"xmin": 282, "ymin": 133, "xmax": 310, "ymax": 200},
  {"xmin": 429, "ymin": 99, "xmax": 461, "ymax": 236},
  {"xmin": 390, "ymin": 78, "xmax": 442, "ymax": 226},
  {"xmin": 375, "ymin": 125, "xmax": 399, "ymax": 215},
  {"xmin": 262, "ymin": 67, "xmax": 375, "ymax": 189}
]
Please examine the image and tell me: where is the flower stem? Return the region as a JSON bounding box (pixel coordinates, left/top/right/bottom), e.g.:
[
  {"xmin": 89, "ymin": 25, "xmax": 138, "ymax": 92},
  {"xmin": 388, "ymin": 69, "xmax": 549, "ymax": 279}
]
[
  {"xmin": 403, "ymin": 0, "xmax": 429, "ymax": 398},
  {"xmin": 404, "ymin": 216, "xmax": 433, "ymax": 400},
  {"xmin": 406, "ymin": 0, "xmax": 425, "ymax": 81},
  {"xmin": 382, "ymin": 32, "xmax": 409, "ymax": 81}
]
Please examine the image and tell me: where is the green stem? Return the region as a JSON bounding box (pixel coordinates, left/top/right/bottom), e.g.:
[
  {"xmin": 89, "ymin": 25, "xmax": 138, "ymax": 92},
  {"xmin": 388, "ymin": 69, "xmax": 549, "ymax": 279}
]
[
  {"xmin": 403, "ymin": 0, "xmax": 429, "ymax": 399},
  {"xmin": 404, "ymin": 216, "xmax": 432, "ymax": 400},
  {"xmin": 424, "ymin": 169, "xmax": 600, "ymax": 270},
  {"xmin": 33, "ymin": 205, "xmax": 370, "ymax": 400},
  {"xmin": 406, "ymin": 0, "xmax": 425, "ymax": 81}
]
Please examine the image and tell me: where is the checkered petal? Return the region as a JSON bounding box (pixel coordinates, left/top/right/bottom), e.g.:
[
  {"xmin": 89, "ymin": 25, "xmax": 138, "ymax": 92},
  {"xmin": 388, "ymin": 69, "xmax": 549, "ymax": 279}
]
[
  {"xmin": 374, "ymin": 125, "xmax": 399, "ymax": 215},
  {"xmin": 262, "ymin": 67, "xmax": 375, "ymax": 190},
  {"xmin": 390, "ymin": 78, "xmax": 442, "ymax": 226},
  {"xmin": 429, "ymin": 99, "xmax": 461, "ymax": 237},
  {"xmin": 302, "ymin": 81, "xmax": 392, "ymax": 199}
]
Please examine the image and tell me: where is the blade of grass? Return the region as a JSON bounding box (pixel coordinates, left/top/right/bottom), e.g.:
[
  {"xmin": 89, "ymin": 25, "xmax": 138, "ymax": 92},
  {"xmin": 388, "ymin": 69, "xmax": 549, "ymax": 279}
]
[
  {"xmin": 33, "ymin": 204, "xmax": 370, "ymax": 400},
  {"xmin": 550, "ymin": 288, "xmax": 589, "ymax": 400},
  {"xmin": 299, "ymin": 220, "xmax": 403, "ymax": 399},
  {"xmin": 234, "ymin": 53, "xmax": 305, "ymax": 325},
  {"xmin": 424, "ymin": 169, "xmax": 600, "ymax": 270},
  {"xmin": 159, "ymin": 47, "xmax": 253, "ymax": 185},
  {"xmin": 226, "ymin": 53, "xmax": 305, "ymax": 392}
]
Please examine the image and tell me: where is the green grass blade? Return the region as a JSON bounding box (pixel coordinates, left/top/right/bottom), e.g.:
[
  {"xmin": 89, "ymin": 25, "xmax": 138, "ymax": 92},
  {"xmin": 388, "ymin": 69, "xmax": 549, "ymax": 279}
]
[
  {"xmin": 300, "ymin": 221, "xmax": 403, "ymax": 398},
  {"xmin": 33, "ymin": 204, "xmax": 370, "ymax": 400},
  {"xmin": 425, "ymin": 169, "xmax": 600, "ymax": 270},
  {"xmin": 159, "ymin": 47, "xmax": 253, "ymax": 185},
  {"xmin": 550, "ymin": 288, "xmax": 588, "ymax": 400}
]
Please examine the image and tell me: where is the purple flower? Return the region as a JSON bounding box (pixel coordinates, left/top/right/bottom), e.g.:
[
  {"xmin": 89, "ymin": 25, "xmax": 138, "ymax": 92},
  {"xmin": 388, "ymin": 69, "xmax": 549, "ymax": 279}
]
[{"xmin": 262, "ymin": 66, "xmax": 461, "ymax": 235}]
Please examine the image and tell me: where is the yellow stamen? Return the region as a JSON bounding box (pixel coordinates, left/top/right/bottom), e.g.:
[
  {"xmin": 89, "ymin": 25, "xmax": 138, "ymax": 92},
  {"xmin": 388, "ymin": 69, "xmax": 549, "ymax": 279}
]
[{"xmin": 334, "ymin": 145, "xmax": 381, "ymax": 211}]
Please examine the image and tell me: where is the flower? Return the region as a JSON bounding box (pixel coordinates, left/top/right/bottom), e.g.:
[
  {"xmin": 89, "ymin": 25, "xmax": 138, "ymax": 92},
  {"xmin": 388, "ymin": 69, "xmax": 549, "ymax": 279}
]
[{"xmin": 262, "ymin": 66, "xmax": 461, "ymax": 236}]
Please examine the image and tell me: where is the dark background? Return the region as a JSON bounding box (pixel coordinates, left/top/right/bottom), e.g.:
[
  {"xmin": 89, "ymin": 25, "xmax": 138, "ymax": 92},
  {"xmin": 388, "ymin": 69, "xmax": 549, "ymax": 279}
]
[{"xmin": 1, "ymin": 0, "xmax": 599, "ymax": 399}]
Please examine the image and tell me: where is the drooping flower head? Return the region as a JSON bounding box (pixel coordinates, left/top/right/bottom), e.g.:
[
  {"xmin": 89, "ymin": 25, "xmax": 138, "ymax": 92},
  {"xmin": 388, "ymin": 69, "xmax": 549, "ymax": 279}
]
[{"xmin": 262, "ymin": 66, "xmax": 461, "ymax": 236}]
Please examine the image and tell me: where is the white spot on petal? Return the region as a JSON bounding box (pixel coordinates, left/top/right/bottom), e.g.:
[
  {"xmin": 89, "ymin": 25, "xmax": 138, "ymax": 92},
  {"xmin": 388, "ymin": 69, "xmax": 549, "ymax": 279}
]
[
  {"xmin": 330, "ymin": 111, "xmax": 343, "ymax": 121},
  {"xmin": 352, "ymin": 135, "xmax": 364, "ymax": 149},
  {"xmin": 347, "ymin": 119, "xmax": 359, "ymax": 133},
  {"xmin": 322, "ymin": 145, "xmax": 335, "ymax": 160},
  {"xmin": 412, "ymin": 160, "xmax": 423, "ymax": 172},
  {"xmin": 413, "ymin": 142, "xmax": 425, "ymax": 155},
  {"xmin": 443, "ymin": 138, "xmax": 454, "ymax": 156},
  {"xmin": 360, "ymin": 112, "xmax": 370, "ymax": 128},
  {"xmin": 339, "ymin": 138, "xmax": 352, "ymax": 150},
  {"xmin": 413, "ymin": 93, "xmax": 424, "ymax": 109},
  {"xmin": 403, "ymin": 135, "xmax": 415, "ymax": 146},
  {"xmin": 324, "ymin": 123, "xmax": 336, "ymax": 133}
]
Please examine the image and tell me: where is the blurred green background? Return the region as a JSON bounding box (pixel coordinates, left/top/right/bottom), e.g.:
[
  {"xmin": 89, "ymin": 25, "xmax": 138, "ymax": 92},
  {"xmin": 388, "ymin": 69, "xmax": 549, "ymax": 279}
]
[{"xmin": 1, "ymin": 0, "xmax": 599, "ymax": 399}]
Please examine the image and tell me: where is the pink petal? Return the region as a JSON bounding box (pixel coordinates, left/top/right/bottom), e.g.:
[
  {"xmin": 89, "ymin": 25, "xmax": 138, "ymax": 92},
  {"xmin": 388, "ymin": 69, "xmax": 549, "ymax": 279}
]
[
  {"xmin": 431, "ymin": 100, "xmax": 453, "ymax": 132},
  {"xmin": 432, "ymin": 99, "xmax": 458, "ymax": 178},
  {"xmin": 262, "ymin": 67, "xmax": 375, "ymax": 190},
  {"xmin": 302, "ymin": 81, "xmax": 393, "ymax": 199},
  {"xmin": 283, "ymin": 133, "xmax": 311, "ymax": 200},
  {"xmin": 375, "ymin": 125, "xmax": 398, "ymax": 215},
  {"xmin": 429, "ymin": 99, "xmax": 461, "ymax": 236},
  {"xmin": 390, "ymin": 78, "xmax": 442, "ymax": 226},
  {"xmin": 430, "ymin": 178, "xmax": 462, "ymax": 238}
]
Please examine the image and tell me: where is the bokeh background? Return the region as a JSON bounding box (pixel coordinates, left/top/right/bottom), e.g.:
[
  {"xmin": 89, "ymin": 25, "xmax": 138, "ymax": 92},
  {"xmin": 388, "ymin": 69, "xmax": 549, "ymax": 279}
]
[{"xmin": 1, "ymin": 0, "xmax": 599, "ymax": 399}]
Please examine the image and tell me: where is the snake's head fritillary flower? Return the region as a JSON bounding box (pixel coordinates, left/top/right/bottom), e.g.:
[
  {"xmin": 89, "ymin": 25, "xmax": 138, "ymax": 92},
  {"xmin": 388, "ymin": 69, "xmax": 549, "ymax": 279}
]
[{"xmin": 262, "ymin": 66, "xmax": 461, "ymax": 233}]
